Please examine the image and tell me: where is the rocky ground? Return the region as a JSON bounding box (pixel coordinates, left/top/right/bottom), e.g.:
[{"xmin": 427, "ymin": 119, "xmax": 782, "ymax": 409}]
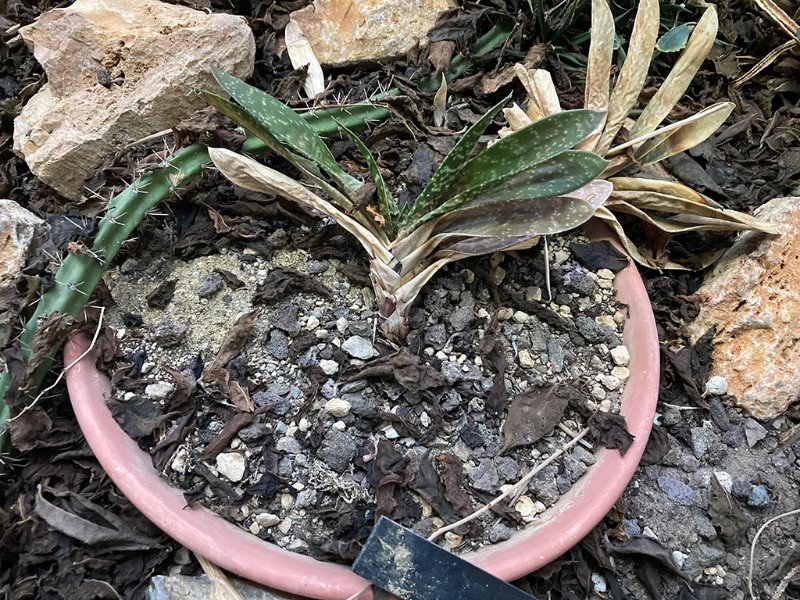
[{"xmin": 1, "ymin": 0, "xmax": 799, "ymax": 599}]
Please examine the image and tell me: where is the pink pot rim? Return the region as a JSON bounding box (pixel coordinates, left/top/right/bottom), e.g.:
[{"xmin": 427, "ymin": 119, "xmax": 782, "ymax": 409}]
[{"xmin": 64, "ymin": 220, "xmax": 659, "ymax": 599}]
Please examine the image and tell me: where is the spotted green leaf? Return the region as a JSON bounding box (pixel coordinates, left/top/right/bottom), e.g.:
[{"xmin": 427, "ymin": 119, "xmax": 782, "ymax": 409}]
[
  {"xmin": 211, "ymin": 66, "xmax": 360, "ymax": 192},
  {"xmin": 404, "ymin": 94, "xmax": 511, "ymax": 224},
  {"xmin": 413, "ymin": 149, "xmax": 607, "ymax": 227},
  {"xmin": 444, "ymin": 110, "xmax": 605, "ymax": 197},
  {"xmin": 337, "ymin": 122, "xmax": 399, "ymax": 236}
]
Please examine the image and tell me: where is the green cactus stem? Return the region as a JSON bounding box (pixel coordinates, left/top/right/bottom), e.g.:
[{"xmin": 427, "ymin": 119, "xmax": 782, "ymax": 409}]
[{"xmin": 0, "ymin": 98, "xmax": 394, "ymax": 459}]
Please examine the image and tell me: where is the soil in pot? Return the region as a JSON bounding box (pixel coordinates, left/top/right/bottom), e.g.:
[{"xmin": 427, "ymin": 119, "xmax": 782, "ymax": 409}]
[{"xmin": 99, "ymin": 207, "xmax": 634, "ymax": 564}]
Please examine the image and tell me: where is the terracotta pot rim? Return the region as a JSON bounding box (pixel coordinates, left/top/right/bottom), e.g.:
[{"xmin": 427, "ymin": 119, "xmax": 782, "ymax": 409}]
[{"xmin": 64, "ymin": 220, "xmax": 659, "ymax": 599}]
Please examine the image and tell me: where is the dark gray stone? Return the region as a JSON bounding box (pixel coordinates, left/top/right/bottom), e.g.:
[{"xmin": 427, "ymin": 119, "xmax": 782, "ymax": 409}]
[
  {"xmin": 152, "ymin": 320, "xmax": 187, "ymax": 348},
  {"xmin": 449, "ymin": 306, "xmax": 474, "ymax": 331},
  {"xmin": 691, "ymin": 425, "xmax": 719, "ymax": 459},
  {"xmin": 488, "ymin": 522, "xmax": 516, "ymax": 543},
  {"xmin": 342, "ymin": 391, "xmax": 377, "ymax": 415},
  {"xmin": 563, "ymin": 454, "xmax": 588, "ymax": 482},
  {"xmin": 747, "ymin": 485, "xmax": 770, "ymax": 508},
  {"xmin": 441, "ymin": 361, "xmax": 463, "ymax": 385},
  {"xmin": 547, "ymin": 338, "xmax": 565, "ymax": 373},
  {"xmin": 277, "ymin": 457, "xmax": 293, "ymax": 477},
  {"xmin": 623, "ymin": 519, "xmax": 641, "ymax": 537},
  {"xmin": 294, "ymin": 489, "xmax": 318, "ymax": 509},
  {"xmin": 495, "ymin": 456, "xmax": 520, "ymax": 482},
  {"xmin": 683, "ymin": 543, "xmax": 725, "ymax": 578},
  {"xmin": 563, "ymin": 268, "xmax": 597, "ymax": 296},
  {"xmin": 317, "ymin": 430, "xmax": 357, "ymax": 473},
  {"xmin": 269, "ymin": 304, "xmax": 300, "ymax": 335},
  {"xmin": 197, "ymin": 272, "xmax": 224, "ymax": 298},
  {"xmin": 238, "ymin": 423, "xmax": 268, "ymax": 443},
  {"xmin": 424, "ymin": 323, "xmax": 448, "ymax": 349},
  {"xmin": 657, "ymin": 475, "xmax": 696, "ymax": 506},
  {"xmin": 307, "ymin": 260, "xmax": 328, "ymax": 274},
  {"xmin": 743, "ymin": 418, "xmax": 768, "ymax": 448},
  {"xmin": 468, "ymin": 458, "xmax": 500, "ymax": 492},
  {"xmin": 267, "ymin": 329, "xmax": 289, "ymax": 360}
]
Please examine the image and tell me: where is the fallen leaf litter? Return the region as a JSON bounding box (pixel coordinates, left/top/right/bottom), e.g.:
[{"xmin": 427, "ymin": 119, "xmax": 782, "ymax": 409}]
[{"xmin": 104, "ymin": 224, "xmax": 631, "ymax": 560}]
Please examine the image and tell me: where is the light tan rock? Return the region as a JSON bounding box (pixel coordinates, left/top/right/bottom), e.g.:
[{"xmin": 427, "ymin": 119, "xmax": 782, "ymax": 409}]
[
  {"xmin": 289, "ymin": 0, "xmax": 454, "ymax": 67},
  {"xmin": 686, "ymin": 197, "xmax": 800, "ymax": 419},
  {"xmin": 13, "ymin": 0, "xmax": 255, "ymax": 200},
  {"xmin": 0, "ymin": 199, "xmax": 48, "ymax": 284}
]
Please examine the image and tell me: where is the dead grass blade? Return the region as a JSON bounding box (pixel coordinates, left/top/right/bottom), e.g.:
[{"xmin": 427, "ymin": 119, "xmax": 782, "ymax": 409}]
[
  {"xmin": 433, "ymin": 74, "xmax": 448, "ymax": 127},
  {"xmin": 751, "ymin": 0, "xmax": 799, "ymax": 39},
  {"xmin": 579, "ymin": 0, "xmax": 615, "ymax": 150},
  {"xmin": 734, "ymin": 39, "xmax": 798, "ymax": 87},
  {"xmin": 596, "ymin": 0, "xmax": 660, "ymax": 154},
  {"xmin": 196, "ymin": 555, "xmax": 246, "ymax": 600},
  {"xmin": 629, "ymin": 6, "xmax": 718, "ymax": 138}
]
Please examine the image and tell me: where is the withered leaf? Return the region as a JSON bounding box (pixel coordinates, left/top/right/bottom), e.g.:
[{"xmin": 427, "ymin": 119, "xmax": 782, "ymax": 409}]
[
  {"xmin": 361, "ymin": 438, "xmax": 410, "ymax": 519},
  {"xmin": 200, "ymin": 404, "xmax": 272, "ymax": 461},
  {"xmin": 640, "ymin": 425, "xmax": 671, "ymax": 466},
  {"xmin": 590, "ymin": 411, "xmax": 635, "ymax": 455},
  {"xmin": 207, "ymin": 308, "xmax": 260, "ymax": 372},
  {"xmin": 35, "ymin": 485, "xmax": 160, "ymax": 551},
  {"xmin": 606, "ymin": 535, "xmax": 686, "ymax": 579},
  {"xmin": 346, "ymin": 348, "xmax": 445, "ymax": 392},
  {"xmin": 570, "ymin": 240, "xmax": 629, "ymax": 272},
  {"xmin": 500, "ymin": 385, "xmax": 570, "ymax": 453},
  {"xmin": 145, "ymin": 279, "xmax": 176, "ymax": 309},
  {"xmin": 8, "ymin": 406, "xmax": 52, "ymax": 452},
  {"xmin": 107, "ymin": 395, "xmax": 171, "ymax": 440},
  {"xmin": 246, "ymin": 472, "xmax": 285, "ymax": 499},
  {"xmin": 253, "ymin": 268, "xmax": 332, "ymax": 303},
  {"xmin": 409, "ymin": 451, "xmax": 463, "ymax": 527},
  {"xmin": 434, "ymin": 453, "xmax": 474, "ymax": 518},
  {"xmin": 213, "ymin": 268, "xmax": 245, "ymax": 290},
  {"xmin": 160, "ymin": 365, "xmax": 195, "ymax": 413},
  {"xmin": 707, "ymin": 473, "xmax": 753, "ymax": 543}
]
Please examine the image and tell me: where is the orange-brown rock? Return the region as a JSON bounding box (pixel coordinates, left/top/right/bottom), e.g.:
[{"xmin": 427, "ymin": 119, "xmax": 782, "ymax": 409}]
[
  {"xmin": 686, "ymin": 197, "xmax": 800, "ymax": 419},
  {"xmin": 289, "ymin": 0, "xmax": 455, "ymax": 67}
]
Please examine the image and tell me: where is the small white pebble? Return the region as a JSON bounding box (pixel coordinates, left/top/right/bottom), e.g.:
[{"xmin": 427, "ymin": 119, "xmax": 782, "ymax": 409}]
[
  {"xmin": 591, "ymin": 384, "xmax": 607, "ymax": 401},
  {"xmin": 324, "ymin": 398, "xmax": 351, "ymax": 418},
  {"xmin": 612, "ymin": 366, "xmax": 630, "ymax": 381},
  {"xmin": 319, "ymin": 359, "xmax": 339, "ymax": 375},
  {"xmin": 597, "ymin": 268, "xmax": 615, "ymax": 280},
  {"xmin": 306, "ymin": 315, "xmax": 320, "ymax": 331},
  {"xmin": 518, "ymin": 349, "xmax": 536, "ymax": 369},
  {"xmin": 496, "ymin": 307, "xmax": 514, "ymax": 320},
  {"xmin": 704, "ymin": 375, "xmax": 728, "ymax": 396},
  {"xmin": 512, "ymin": 310, "xmax": 531, "ymax": 323},
  {"xmin": 610, "ymin": 345, "xmax": 630, "ymax": 366},
  {"xmin": 332, "ymin": 420, "xmax": 346, "ymax": 431}
]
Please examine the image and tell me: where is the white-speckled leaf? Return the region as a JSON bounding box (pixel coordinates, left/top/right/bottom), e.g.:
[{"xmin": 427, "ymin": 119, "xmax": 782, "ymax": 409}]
[
  {"xmin": 337, "ymin": 122, "xmax": 398, "ymax": 235},
  {"xmin": 580, "ymin": 0, "xmax": 615, "ymax": 151},
  {"xmin": 453, "ymin": 151, "xmax": 609, "ymax": 208},
  {"xmin": 406, "ymin": 94, "xmax": 511, "ymax": 224},
  {"xmin": 211, "ymin": 67, "xmax": 360, "ymax": 191},
  {"xmin": 597, "ymin": 0, "xmax": 660, "ymax": 154},
  {"xmin": 445, "ymin": 110, "xmax": 605, "ymax": 195}
]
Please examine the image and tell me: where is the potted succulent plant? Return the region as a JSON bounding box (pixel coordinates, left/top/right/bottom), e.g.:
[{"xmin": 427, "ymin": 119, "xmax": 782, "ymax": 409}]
[
  {"xmin": 7, "ymin": 0, "xmax": 775, "ymax": 596},
  {"xmin": 60, "ymin": 66, "xmax": 662, "ymax": 599}
]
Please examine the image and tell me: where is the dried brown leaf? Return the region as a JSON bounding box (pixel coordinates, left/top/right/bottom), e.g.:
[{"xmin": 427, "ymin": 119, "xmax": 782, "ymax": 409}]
[
  {"xmin": 580, "ymin": 0, "xmax": 615, "ymax": 150},
  {"xmin": 500, "ymin": 385, "xmax": 570, "ymax": 453},
  {"xmin": 597, "ymin": 0, "xmax": 661, "ymax": 154},
  {"xmin": 629, "ymin": 7, "xmax": 719, "ymax": 138}
]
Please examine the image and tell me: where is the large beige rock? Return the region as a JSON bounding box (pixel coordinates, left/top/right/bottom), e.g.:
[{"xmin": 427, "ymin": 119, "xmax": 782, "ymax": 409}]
[
  {"xmin": 686, "ymin": 197, "xmax": 800, "ymax": 419},
  {"xmin": 289, "ymin": 0, "xmax": 454, "ymax": 67},
  {"xmin": 13, "ymin": 0, "xmax": 255, "ymax": 200},
  {"xmin": 0, "ymin": 200, "xmax": 48, "ymax": 284}
]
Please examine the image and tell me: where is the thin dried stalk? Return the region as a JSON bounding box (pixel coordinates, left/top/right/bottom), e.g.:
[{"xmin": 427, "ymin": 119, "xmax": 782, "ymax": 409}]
[
  {"xmin": 427, "ymin": 427, "xmax": 591, "ymax": 543},
  {"xmin": 196, "ymin": 555, "xmax": 246, "ymax": 600},
  {"xmin": 751, "ymin": 0, "xmax": 799, "ymax": 39},
  {"xmin": 734, "ymin": 39, "xmax": 798, "ymax": 87}
]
